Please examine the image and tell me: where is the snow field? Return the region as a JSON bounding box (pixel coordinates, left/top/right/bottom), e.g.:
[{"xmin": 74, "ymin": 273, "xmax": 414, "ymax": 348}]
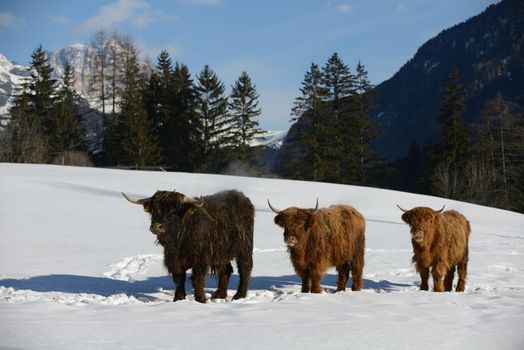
[{"xmin": 0, "ymin": 163, "xmax": 523, "ymax": 350}]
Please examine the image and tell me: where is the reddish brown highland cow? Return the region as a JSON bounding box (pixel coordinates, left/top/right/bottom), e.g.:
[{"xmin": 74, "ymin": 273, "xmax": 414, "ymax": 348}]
[
  {"xmin": 269, "ymin": 200, "xmax": 366, "ymax": 293},
  {"xmin": 398, "ymin": 205, "xmax": 471, "ymax": 292}
]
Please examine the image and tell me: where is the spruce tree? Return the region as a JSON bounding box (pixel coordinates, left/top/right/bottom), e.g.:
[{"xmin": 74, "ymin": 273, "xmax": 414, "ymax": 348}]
[
  {"xmin": 350, "ymin": 61, "xmax": 380, "ymax": 185},
  {"xmin": 146, "ymin": 50, "xmax": 175, "ymax": 166},
  {"xmin": 228, "ymin": 71, "xmax": 262, "ymax": 165},
  {"xmin": 171, "ymin": 62, "xmax": 202, "ymax": 171},
  {"xmin": 50, "ymin": 62, "xmax": 85, "ymax": 157},
  {"xmin": 322, "ymin": 52, "xmax": 354, "ymax": 110},
  {"xmin": 195, "ymin": 65, "xmax": 232, "ymax": 171},
  {"xmin": 118, "ymin": 39, "xmax": 162, "ymax": 167},
  {"xmin": 430, "ymin": 69, "xmax": 470, "ymax": 199},
  {"xmin": 322, "ymin": 53, "xmax": 355, "ymax": 182},
  {"xmin": 28, "ymin": 44, "xmax": 57, "ymax": 138},
  {"xmin": 289, "ymin": 63, "xmax": 329, "ymax": 181},
  {"xmin": 1, "ymin": 83, "xmax": 47, "ymax": 163}
]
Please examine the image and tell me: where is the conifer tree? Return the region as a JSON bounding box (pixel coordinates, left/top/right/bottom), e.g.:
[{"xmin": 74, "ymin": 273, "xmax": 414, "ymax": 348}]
[
  {"xmin": 49, "ymin": 62, "xmax": 85, "ymax": 156},
  {"xmin": 1, "ymin": 83, "xmax": 47, "ymax": 163},
  {"xmin": 195, "ymin": 65, "xmax": 232, "ymax": 171},
  {"xmin": 321, "ymin": 53, "xmax": 355, "ymax": 182},
  {"xmin": 28, "ymin": 44, "xmax": 58, "ymax": 137},
  {"xmin": 171, "ymin": 62, "xmax": 202, "ymax": 170},
  {"xmin": 228, "ymin": 71, "xmax": 262, "ymax": 165},
  {"xmin": 289, "ymin": 63, "xmax": 329, "ymax": 181},
  {"xmin": 118, "ymin": 39, "xmax": 162, "ymax": 166},
  {"xmin": 145, "ymin": 50, "xmax": 175, "ymax": 164},
  {"xmin": 350, "ymin": 61, "xmax": 380, "ymax": 185},
  {"xmin": 322, "ymin": 52, "xmax": 354, "ymax": 110},
  {"xmin": 430, "ymin": 69, "xmax": 470, "ymax": 199},
  {"xmin": 2, "ymin": 44, "xmax": 58, "ymax": 163}
]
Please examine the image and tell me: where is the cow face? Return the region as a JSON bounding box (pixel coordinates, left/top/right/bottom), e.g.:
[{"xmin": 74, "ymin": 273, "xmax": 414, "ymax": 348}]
[
  {"xmin": 398, "ymin": 206, "xmax": 444, "ymax": 246},
  {"xmin": 122, "ymin": 191, "xmax": 204, "ymax": 236},
  {"xmin": 268, "ymin": 199, "xmax": 319, "ymax": 248},
  {"xmin": 275, "ymin": 208, "xmax": 318, "ymax": 247}
]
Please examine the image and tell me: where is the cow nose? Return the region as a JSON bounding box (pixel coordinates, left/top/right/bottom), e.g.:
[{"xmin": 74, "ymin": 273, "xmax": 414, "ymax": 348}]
[{"xmin": 150, "ymin": 223, "xmax": 165, "ymax": 235}]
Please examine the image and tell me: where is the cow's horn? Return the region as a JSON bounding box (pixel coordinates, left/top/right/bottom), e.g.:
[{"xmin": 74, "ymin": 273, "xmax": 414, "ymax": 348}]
[
  {"xmin": 396, "ymin": 204, "xmax": 409, "ymax": 213},
  {"xmin": 122, "ymin": 192, "xmax": 151, "ymax": 205},
  {"xmin": 267, "ymin": 199, "xmax": 281, "ymax": 214},
  {"xmin": 435, "ymin": 205, "xmax": 445, "ymax": 213},
  {"xmin": 313, "ymin": 198, "xmax": 319, "ymax": 213},
  {"xmin": 184, "ymin": 195, "xmax": 204, "ymax": 207}
]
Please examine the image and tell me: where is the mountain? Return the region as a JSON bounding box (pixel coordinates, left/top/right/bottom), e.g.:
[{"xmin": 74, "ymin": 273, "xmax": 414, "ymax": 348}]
[
  {"xmin": 0, "ymin": 53, "xmax": 30, "ymax": 127},
  {"xmin": 372, "ymin": 0, "xmax": 524, "ymax": 160}
]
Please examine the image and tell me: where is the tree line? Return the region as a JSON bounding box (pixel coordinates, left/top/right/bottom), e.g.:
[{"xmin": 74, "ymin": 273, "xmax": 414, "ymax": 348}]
[
  {"xmin": 276, "ymin": 53, "xmax": 381, "ymax": 185},
  {"xmin": 1, "ymin": 32, "xmax": 522, "ymax": 212},
  {"xmin": 276, "ymin": 56, "xmax": 523, "ymax": 212},
  {"xmin": 390, "ymin": 70, "xmax": 524, "ymax": 212},
  {"xmin": 1, "ymin": 31, "xmax": 263, "ymax": 173}
]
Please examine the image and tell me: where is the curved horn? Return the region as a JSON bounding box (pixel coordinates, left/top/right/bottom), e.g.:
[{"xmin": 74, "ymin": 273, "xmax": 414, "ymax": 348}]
[
  {"xmin": 267, "ymin": 199, "xmax": 281, "ymax": 214},
  {"xmin": 183, "ymin": 195, "xmax": 204, "ymax": 208},
  {"xmin": 313, "ymin": 198, "xmax": 319, "ymax": 213},
  {"xmin": 122, "ymin": 192, "xmax": 151, "ymax": 205},
  {"xmin": 396, "ymin": 204, "xmax": 409, "ymax": 213},
  {"xmin": 434, "ymin": 205, "xmax": 445, "ymax": 213}
]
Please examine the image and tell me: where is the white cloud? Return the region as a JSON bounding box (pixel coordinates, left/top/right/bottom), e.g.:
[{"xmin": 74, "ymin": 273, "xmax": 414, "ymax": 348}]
[
  {"xmin": 335, "ymin": 3, "xmax": 353, "ymax": 14},
  {"xmin": 0, "ymin": 12, "xmax": 25, "ymax": 31},
  {"xmin": 77, "ymin": 0, "xmax": 177, "ymax": 33}
]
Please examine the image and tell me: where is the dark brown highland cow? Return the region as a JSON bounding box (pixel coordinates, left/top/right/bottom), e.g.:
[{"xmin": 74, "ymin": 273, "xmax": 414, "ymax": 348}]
[
  {"xmin": 398, "ymin": 205, "xmax": 471, "ymax": 292},
  {"xmin": 123, "ymin": 190, "xmax": 254, "ymax": 303},
  {"xmin": 268, "ymin": 200, "xmax": 366, "ymax": 293}
]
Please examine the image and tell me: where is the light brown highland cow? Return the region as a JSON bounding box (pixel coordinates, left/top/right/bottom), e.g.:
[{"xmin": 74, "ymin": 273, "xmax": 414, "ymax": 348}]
[
  {"xmin": 398, "ymin": 205, "xmax": 471, "ymax": 292},
  {"xmin": 269, "ymin": 200, "xmax": 366, "ymax": 293}
]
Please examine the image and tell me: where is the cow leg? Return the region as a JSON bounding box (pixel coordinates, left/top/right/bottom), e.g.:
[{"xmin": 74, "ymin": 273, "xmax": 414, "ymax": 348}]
[
  {"xmin": 310, "ymin": 269, "xmax": 323, "ymax": 294},
  {"xmin": 299, "ymin": 270, "xmax": 312, "ymax": 293},
  {"xmin": 456, "ymin": 257, "xmax": 468, "ymax": 292},
  {"xmin": 172, "ymin": 271, "xmax": 187, "ymax": 301},
  {"xmin": 191, "ymin": 267, "xmax": 208, "ymax": 303},
  {"xmin": 444, "ymin": 266, "xmax": 456, "ymax": 292},
  {"xmin": 351, "ymin": 260, "xmax": 364, "ymax": 291},
  {"xmin": 336, "ymin": 262, "xmax": 350, "ymax": 292},
  {"xmin": 212, "ymin": 262, "xmax": 233, "ymax": 299},
  {"xmin": 419, "ymin": 266, "xmax": 430, "ymax": 291},
  {"xmin": 233, "ymin": 254, "xmax": 252, "ymax": 300},
  {"xmin": 431, "ymin": 264, "xmax": 446, "ymax": 292}
]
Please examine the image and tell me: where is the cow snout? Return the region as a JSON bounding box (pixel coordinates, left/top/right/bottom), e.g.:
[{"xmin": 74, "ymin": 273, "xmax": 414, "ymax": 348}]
[
  {"xmin": 284, "ymin": 235, "xmax": 298, "ymax": 247},
  {"xmin": 150, "ymin": 222, "xmax": 166, "ymax": 235},
  {"xmin": 412, "ymin": 230, "xmax": 424, "ymax": 244}
]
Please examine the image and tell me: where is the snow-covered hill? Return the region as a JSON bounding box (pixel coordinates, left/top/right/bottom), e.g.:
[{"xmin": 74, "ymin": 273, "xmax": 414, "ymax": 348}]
[{"xmin": 0, "ymin": 163, "xmax": 523, "ymax": 349}]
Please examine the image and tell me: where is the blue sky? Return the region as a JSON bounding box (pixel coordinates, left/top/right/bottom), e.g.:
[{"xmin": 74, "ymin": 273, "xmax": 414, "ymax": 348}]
[{"xmin": 0, "ymin": 0, "xmax": 498, "ymax": 131}]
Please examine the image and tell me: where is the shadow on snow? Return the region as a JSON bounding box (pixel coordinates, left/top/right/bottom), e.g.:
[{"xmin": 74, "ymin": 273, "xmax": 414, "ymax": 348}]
[{"xmin": 0, "ymin": 274, "xmax": 412, "ymax": 300}]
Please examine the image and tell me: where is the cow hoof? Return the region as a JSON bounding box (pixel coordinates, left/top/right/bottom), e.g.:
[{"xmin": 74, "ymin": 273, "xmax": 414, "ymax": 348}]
[
  {"xmin": 173, "ymin": 294, "xmax": 186, "ymax": 302},
  {"xmin": 232, "ymin": 293, "xmax": 246, "ymax": 300},
  {"xmin": 212, "ymin": 291, "xmax": 227, "ymax": 299},
  {"xmin": 195, "ymin": 297, "xmax": 207, "ymax": 303}
]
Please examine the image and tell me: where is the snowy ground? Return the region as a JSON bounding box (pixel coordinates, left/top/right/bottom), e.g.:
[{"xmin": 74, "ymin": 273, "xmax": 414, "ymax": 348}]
[{"xmin": 1, "ymin": 163, "xmax": 523, "ymax": 350}]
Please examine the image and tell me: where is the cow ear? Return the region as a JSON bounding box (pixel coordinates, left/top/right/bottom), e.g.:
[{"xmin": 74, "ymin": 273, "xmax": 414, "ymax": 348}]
[
  {"xmin": 178, "ymin": 204, "xmax": 196, "ymax": 223},
  {"xmin": 305, "ymin": 213, "xmax": 317, "ymax": 230},
  {"xmin": 401, "ymin": 212, "xmax": 411, "ymax": 224},
  {"xmin": 143, "ymin": 201, "xmax": 151, "ymax": 213}
]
